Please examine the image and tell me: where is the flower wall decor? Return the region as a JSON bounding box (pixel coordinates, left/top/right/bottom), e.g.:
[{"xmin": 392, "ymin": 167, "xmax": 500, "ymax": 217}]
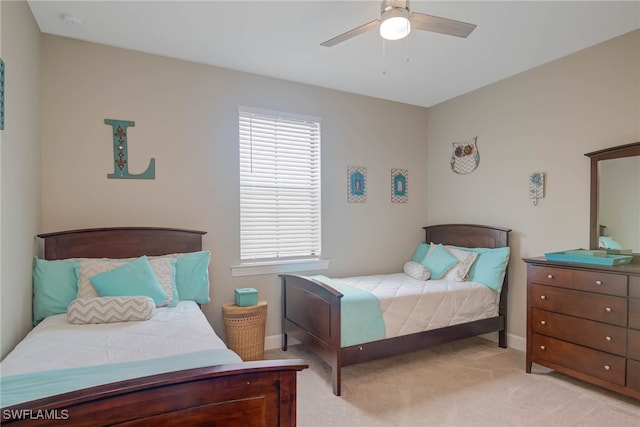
[
  {"xmin": 391, "ymin": 169, "xmax": 408, "ymax": 203},
  {"xmin": 347, "ymin": 166, "xmax": 367, "ymax": 203},
  {"xmin": 529, "ymin": 172, "xmax": 545, "ymax": 206}
]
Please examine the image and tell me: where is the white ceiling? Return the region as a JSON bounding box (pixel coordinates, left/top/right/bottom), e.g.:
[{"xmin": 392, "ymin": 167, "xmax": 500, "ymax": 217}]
[{"xmin": 28, "ymin": 1, "xmax": 640, "ymax": 108}]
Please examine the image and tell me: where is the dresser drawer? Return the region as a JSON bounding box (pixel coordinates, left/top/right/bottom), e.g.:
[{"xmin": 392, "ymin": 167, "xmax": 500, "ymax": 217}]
[
  {"xmin": 531, "ymin": 308, "xmax": 626, "ymax": 356},
  {"xmin": 528, "ymin": 265, "xmax": 573, "ymax": 288},
  {"xmin": 531, "ymin": 333, "xmax": 626, "ymax": 386},
  {"xmin": 628, "ymin": 359, "xmax": 640, "ymax": 392},
  {"xmin": 573, "ymin": 270, "xmax": 627, "ymax": 297},
  {"xmin": 530, "ymin": 284, "xmax": 627, "ymax": 326},
  {"xmin": 628, "ymin": 329, "xmax": 640, "ymax": 360},
  {"xmin": 630, "ymin": 298, "xmax": 640, "ymax": 330},
  {"xmin": 630, "ymin": 276, "xmax": 640, "ymax": 298}
]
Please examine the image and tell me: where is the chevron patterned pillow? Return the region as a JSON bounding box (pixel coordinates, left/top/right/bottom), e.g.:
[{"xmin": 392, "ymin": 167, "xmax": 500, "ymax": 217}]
[{"xmin": 67, "ymin": 296, "xmax": 155, "ymax": 325}]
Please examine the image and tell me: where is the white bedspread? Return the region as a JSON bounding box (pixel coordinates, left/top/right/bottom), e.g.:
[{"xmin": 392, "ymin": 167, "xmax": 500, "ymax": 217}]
[
  {"xmin": 339, "ymin": 273, "xmax": 499, "ymax": 339},
  {"xmin": 0, "ymin": 301, "xmax": 226, "ymax": 377}
]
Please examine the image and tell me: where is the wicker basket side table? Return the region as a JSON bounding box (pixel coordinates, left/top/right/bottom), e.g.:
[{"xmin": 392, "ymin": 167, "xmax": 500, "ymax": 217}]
[{"xmin": 222, "ymin": 300, "xmax": 267, "ymax": 361}]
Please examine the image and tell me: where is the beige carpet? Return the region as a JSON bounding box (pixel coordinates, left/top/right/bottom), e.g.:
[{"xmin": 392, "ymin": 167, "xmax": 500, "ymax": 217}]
[{"xmin": 265, "ymin": 337, "xmax": 640, "ymax": 427}]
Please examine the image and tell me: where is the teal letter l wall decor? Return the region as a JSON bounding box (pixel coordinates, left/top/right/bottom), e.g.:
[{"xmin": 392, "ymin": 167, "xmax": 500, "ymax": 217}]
[{"xmin": 105, "ymin": 119, "xmax": 155, "ymax": 179}]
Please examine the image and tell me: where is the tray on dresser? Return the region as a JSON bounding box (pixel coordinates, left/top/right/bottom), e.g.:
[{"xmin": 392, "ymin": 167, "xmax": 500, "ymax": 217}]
[{"xmin": 544, "ymin": 250, "xmax": 633, "ymax": 266}]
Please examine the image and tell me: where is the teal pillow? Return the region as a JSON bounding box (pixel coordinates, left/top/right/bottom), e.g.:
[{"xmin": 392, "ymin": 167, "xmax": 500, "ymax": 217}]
[
  {"xmin": 89, "ymin": 256, "xmax": 169, "ymax": 306},
  {"xmin": 174, "ymin": 251, "xmax": 211, "ymax": 304},
  {"xmin": 420, "ymin": 244, "xmax": 458, "ymax": 279},
  {"xmin": 411, "ymin": 243, "xmax": 430, "ymax": 263},
  {"xmin": 451, "ymin": 246, "xmax": 511, "ymax": 292},
  {"xmin": 599, "ymin": 236, "xmax": 622, "ymax": 250},
  {"xmin": 32, "ymin": 257, "xmax": 80, "ymax": 325}
]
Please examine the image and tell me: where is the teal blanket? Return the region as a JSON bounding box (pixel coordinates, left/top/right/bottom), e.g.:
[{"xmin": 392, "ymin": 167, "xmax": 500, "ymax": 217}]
[
  {"xmin": 311, "ymin": 275, "xmax": 385, "ymax": 347},
  {"xmin": 0, "ymin": 349, "xmax": 241, "ymax": 408}
]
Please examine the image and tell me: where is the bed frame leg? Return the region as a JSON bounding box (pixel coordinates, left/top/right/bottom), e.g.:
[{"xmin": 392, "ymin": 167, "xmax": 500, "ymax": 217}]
[
  {"xmin": 333, "ymin": 366, "xmax": 341, "ymax": 396},
  {"xmin": 282, "ymin": 333, "xmax": 288, "ymax": 351},
  {"xmin": 498, "ymin": 329, "xmax": 507, "ymax": 348}
]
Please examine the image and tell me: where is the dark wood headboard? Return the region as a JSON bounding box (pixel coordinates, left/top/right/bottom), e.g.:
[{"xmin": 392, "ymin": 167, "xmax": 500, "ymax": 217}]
[
  {"xmin": 37, "ymin": 227, "xmax": 206, "ymax": 260},
  {"xmin": 423, "ymin": 223, "xmax": 511, "ymax": 249}
]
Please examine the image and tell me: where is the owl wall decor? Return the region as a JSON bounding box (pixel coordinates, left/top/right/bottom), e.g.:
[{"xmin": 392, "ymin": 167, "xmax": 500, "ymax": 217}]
[{"xmin": 450, "ymin": 137, "xmax": 479, "ymax": 175}]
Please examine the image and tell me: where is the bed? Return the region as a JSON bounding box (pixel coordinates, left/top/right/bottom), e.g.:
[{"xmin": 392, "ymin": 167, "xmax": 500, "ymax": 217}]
[
  {"xmin": 1, "ymin": 227, "xmax": 307, "ymax": 426},
  {"xmin": 280, "ymin": 223, "xmax": 511, "ymax": 396}
]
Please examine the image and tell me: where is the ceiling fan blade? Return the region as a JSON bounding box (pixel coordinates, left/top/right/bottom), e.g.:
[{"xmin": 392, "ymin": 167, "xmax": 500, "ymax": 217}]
[
  {"xmin": 410, "ymin": 12, "xmax": 476, "ymax": 38},
  {"xmin": 320, "ymin": 19, "xmax": 380, "ymax": 47}
]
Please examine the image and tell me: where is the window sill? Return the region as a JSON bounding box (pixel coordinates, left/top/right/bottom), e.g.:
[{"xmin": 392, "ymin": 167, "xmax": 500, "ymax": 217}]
[{"xmin": 231, "ymin": 259, "xmax": 330, "ymax": 277}]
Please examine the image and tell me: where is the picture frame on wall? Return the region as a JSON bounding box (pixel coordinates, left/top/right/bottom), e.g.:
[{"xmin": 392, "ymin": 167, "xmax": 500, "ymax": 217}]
[
  {"xmin": 347, "ymin": 166, "xmax": 367, "ymax": 203},
  {"xmin": 391, "ymin": 168, "xmax": 408, "ymax": 203}
]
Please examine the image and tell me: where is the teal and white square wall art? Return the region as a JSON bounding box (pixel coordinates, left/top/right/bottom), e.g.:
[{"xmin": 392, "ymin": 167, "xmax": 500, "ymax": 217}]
[
  {"xmin": 347, "ymin": 166, "xmax": 366, "ymax": 203},
  {"xmin": 391, "ymin": 169, "xmax": 408, "ymax": 203}
]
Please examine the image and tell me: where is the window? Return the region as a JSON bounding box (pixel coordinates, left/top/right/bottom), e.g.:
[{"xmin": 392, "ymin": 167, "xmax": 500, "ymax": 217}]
[{"xmin": 237, "ymin": 106, "xmax": 322, "ymax": 272}]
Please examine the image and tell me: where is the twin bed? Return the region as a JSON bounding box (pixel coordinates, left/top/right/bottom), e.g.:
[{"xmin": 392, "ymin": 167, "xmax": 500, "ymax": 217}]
[
  {"xmin": 1, "ymin": 227, "xmax": 307, "ymax": 426},
  {"xmin": 281, "ymin": 224, "xmax": 511, "ymax": 395}
]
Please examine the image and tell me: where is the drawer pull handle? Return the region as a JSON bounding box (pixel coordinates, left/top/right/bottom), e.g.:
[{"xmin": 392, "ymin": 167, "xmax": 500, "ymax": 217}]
[
  {"xmin": 540, "ymin": 345, "xmax": 546, "ymax": 350},
  {"xmin": 547, "ymin": 274, "xmax": 553, "ymax": 279},
  {"xmin": 605, "ymin": 336, "xmax": 612, "ymax": 342},
  {"xmin": 605, "ymin": 307, "xmax": 612, "ymax": 313},
  {"xmin": 595, "ymin": 280, "xmax": 603, "ymax": 286},
  {"xmin": 540, "ymin": 295, "xmax": 547, "ymax": 300},
  {"xmin": 540, "ymin": 320, "xmax": 546, "ymax": 325},
  {"xmin": 604, "ymin": 365, "xmax": 611, "ymax": 371}
]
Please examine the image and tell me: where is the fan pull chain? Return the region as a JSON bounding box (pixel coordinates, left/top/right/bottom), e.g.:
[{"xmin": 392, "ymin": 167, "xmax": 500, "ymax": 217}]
[
  {"xmin": 405, "ymin": 32, "xmax": 410, "ymax": 63},
  {"xmin": 381, "ymin": 35, "xmax": 411, "ymax": 75},
  {"xmin": 381, "ymin": 39, "xmax": 386, "ymax": 75}
]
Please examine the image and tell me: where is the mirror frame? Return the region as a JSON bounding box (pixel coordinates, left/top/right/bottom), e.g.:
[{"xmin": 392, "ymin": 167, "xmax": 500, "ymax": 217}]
[{"xmin": 585, "ymin": 141, "xmax": 640, "ymax": 252}]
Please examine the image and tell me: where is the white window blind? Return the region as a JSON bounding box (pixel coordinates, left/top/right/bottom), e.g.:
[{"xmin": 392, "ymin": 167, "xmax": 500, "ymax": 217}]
[{"xmin": 239, "ymin": 106, "xmax": 321, "ymax": 262}]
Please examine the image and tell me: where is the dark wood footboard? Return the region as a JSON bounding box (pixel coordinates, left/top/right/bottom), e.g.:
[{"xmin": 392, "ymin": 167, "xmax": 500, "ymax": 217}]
[
  {"xmin": 280, "ymin": 224, "xmax": 511, "ymax": 396},
  {"xmin": 1, "ymin": 359, "xmax": 308, "ymax": 426},
  {"xmin": 281, "ymin": 274, "xmax": 343, "ymax": 395}
]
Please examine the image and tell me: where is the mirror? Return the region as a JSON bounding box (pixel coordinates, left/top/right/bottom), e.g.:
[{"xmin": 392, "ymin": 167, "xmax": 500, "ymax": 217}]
[{"xmin": 586, "ymin": 142, "xmax": 640, "ymax": 254}]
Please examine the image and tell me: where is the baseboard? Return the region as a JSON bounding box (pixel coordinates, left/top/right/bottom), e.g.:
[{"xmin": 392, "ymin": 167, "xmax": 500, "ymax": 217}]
[
  {"xmin": 266, "ymin": 332, "xmax": 526, "ymax": 353},
  {"xmin": 479, "ymin": 332, "xmax": 526, "ymax": 352},
  {"xmin": 265, "ymin": 334, "xmax": 284, "ymax": 351}
]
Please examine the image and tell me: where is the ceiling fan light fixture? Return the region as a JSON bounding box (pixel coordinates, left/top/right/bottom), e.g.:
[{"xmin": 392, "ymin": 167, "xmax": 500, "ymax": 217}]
[{"xmin": 379, "ymin": 7, "xmax": 411, "ymax": 41}]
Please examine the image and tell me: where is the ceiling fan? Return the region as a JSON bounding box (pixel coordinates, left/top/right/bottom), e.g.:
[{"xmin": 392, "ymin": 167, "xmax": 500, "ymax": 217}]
[{"xmin": 321, "ymin": 0, "xmax": 476, "ymax": 47}]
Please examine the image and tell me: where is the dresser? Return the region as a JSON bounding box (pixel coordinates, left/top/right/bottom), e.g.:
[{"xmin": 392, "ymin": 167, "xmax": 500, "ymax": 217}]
[{"xmin": 523, "ymin": 257, "xmax": 640, "ymax": 400}]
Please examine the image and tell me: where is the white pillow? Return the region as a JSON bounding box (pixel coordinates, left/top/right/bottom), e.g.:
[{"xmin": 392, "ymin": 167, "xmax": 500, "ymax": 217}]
[
  {"xmin": 442, "ymin": 245, "xmax": 478, "ymax": 282},
  {"xmin": 77, "ymin": 257, "xmax": 177, "ymax": 306},
  {"xmin": 67, "ymin": 296, "xmax": 155, "ymax": 324},
  {"xmin": 404, "ymin": 261, "xmax": 431, "ymax": 281}
]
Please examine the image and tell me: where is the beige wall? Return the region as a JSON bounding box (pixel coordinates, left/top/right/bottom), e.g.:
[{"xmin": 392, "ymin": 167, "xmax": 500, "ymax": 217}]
[
  {"xmin": 0, "ymin": 0, "xmax": 41, "ymax": 358},
  {"xmin": 426, "ymin": 30, "xmax": 640, "ymax": 345},
  {"xmin": 38, "ymin": 35, "xmax": 430, "ymax": 344}
]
